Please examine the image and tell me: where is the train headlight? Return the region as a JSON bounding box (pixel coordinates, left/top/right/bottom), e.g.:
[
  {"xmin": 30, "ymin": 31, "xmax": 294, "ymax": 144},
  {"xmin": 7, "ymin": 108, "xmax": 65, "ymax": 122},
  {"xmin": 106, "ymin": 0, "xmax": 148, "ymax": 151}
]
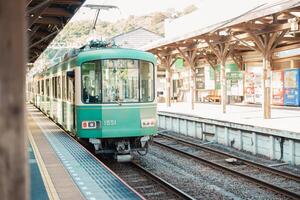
[
  {"xmin": 141, "ymin": 118, "xmax": 156, "ymax": 128},
  {"xmin": 81, "ymin": 121, "xmax": 101, "ymax": 129}
]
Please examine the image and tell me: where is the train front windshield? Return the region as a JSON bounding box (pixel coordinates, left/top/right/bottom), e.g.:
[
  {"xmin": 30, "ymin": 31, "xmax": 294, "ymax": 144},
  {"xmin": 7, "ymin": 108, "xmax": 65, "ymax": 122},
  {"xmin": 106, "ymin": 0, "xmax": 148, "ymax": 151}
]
[{"xmin": 81, "ymin": 59, "xmax": 154, "ymax": 104}]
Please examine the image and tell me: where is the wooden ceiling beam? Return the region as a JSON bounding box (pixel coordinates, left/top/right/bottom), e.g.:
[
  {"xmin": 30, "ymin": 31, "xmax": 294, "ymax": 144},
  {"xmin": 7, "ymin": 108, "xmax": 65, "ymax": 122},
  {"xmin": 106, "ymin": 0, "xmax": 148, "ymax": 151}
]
[
  {"xmin": 35, "ymin": 17, "xmax": 63, "ymax": 25},
  {"xmin": 28, "ymin": 25, "xmax": 41, "ymax": 39},
  {"xmin": 52, "ymin": 0, "xmax": 82, "ymax": 5},
  {"xmin": 42, "ymin": 7, "xmax": 73, "ymax": 17},
  {"xmin": 278, "ymin": 12, "xmax": 297, "ymax": 19},
  {"xmin": 27, "ymin": 1, "xmax": 51, "ymax": 27},
  {"xmin": 27, "ymin": 0, "xmax": 33, "ymax": 6},
  {"xmin": 32, "ymin": 31, "xmax": 50, "ymax": 39},
  {"xmin": 273, "ymin": 42, "xmax": 300, "ymax": 52},
  {"xmin": 232, "ymin": 22, "xmax": 267, "ymax": 30},
  {"xmin": 29, "ymin": 30, "xmax": 58, "ymax": 48},
  {"xmin": 203, "ymin": 53, "xmax": 218, "ymax": 69},
  {"xmin": 288, "ymin": 7, "xmax": 300, "ymax": 12},
  {"xmin": 230, "ymin": 52, "xmax": 244, "ymax": 70},
  {"xmin": 270, "ymin": 30, "xmax": 288, "ymax": 51},
  {"xmin": 255, "ymin": 18, "xmax": 271, "ymax": 24},
  {"xmin": 280, "ymin": 37, "xmax": 300, "ymax": 42}
]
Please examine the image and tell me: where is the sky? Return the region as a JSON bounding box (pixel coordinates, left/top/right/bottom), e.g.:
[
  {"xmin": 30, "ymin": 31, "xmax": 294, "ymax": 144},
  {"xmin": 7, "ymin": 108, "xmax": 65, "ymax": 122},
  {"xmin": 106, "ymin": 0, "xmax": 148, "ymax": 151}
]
[
  {"xmin": 72, "ymin": 0, "xmax": 276, "ymax": 22},
  {"xmin": 31, "ymin": 0, "xmax": 277, "ymax": 72},
  {"xmin": 73, "ymin": 0, "xmax": 201, "ymax": 22}
]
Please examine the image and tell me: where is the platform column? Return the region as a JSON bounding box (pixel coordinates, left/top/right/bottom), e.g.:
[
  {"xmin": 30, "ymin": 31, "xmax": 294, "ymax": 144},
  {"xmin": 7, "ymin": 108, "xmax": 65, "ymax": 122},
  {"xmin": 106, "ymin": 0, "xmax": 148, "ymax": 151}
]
[
  {"xmin": 262, "ymin": 55, "xmax": 271, "ymax": 119},
  {"xmin": 220, "ymin": 59, "xmax": 227, "ymax": 113},
  {"xmin": 166, "ymin": 67, "xmax": 172, "ymax": 107},
  {"xmin": 176, "ymin": 47, "xmax": 198, "ymax": 110},
  {"xmin": 157, "ymin": 53, "xmax": 176, "ymax": 107},
  {"xmin": 206, "ymin": 40, "xmax": 235, "ymax": 114},
  {"xmin": 0, "ymin": 1, "xmax": 27, "ymax": 200},
  {"xmin": 247, "ymin": 30, "xmax": 287, "ymax": 119},
  {"xmin": 203, "ymin": 53, "xmax": 219, "ymax": 102}
]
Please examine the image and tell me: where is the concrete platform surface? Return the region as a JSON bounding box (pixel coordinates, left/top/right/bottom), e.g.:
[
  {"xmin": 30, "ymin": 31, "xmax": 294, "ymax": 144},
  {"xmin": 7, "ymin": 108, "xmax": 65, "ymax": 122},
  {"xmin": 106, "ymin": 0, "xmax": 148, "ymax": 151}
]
[
  {"xmin": 27, "ymin": 104, "xmax": 143, "ymax": 200},
  {"xmin": 158, "ymin": 103, "xmax": 300, "ymax": 134},
  {"xmin": 29, "ymin": 144, "xmax": 49, "ymax": 200}
]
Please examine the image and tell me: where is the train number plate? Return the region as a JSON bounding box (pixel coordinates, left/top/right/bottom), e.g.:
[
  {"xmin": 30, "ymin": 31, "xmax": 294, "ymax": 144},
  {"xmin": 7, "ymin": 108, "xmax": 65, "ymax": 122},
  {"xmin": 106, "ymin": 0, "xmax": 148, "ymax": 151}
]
[{"xmin": 103, "ymin": 120, "xmax": 117, "ymax": 126}]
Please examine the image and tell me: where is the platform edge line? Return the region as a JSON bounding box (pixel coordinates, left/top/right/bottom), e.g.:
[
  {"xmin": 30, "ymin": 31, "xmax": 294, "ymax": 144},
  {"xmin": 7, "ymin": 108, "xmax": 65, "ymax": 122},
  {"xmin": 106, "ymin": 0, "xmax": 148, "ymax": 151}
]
[{"xmin": 28, "ymin": 128, "xmax": 60, "ymax": 200}]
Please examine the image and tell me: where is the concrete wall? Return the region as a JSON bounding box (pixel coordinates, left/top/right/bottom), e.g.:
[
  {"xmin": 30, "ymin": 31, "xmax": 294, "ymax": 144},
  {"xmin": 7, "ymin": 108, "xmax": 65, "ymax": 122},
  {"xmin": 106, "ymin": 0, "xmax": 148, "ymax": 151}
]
[{"xmin": 158, "ymin": 113, "xmax": 300, "ymax": 165}]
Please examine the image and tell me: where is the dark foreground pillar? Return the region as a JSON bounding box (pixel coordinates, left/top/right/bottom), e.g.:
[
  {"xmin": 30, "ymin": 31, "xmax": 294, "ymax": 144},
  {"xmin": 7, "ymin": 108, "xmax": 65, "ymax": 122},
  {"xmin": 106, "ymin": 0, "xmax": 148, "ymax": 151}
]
[{"xmin": 0, "ymin": 1, "xmax": 27, "ymax": 200}]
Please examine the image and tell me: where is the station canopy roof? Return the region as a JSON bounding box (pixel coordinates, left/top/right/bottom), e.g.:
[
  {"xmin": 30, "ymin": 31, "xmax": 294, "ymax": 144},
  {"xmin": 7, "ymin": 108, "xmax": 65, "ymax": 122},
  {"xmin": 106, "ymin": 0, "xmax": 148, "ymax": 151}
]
[
  {"xmin": 27, "ymin": 0, "xmax": 85, "ymax": 63},
  {"xmin": 142, "ymin": 0, "xmax": 300, "ymax": 62}
]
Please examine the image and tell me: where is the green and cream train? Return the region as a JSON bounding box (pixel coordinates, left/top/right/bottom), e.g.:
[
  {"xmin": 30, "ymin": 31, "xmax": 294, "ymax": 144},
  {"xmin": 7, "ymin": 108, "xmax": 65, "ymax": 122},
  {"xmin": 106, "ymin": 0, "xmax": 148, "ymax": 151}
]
[{"xmin": 28, "ymin": 42, "xmax": 157, "ymax": 161}]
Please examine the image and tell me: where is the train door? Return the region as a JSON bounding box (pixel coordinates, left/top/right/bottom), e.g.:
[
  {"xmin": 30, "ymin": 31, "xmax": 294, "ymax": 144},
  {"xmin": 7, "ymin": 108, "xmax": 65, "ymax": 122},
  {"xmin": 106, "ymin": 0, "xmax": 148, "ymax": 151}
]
[
  {"xmin": 66, "ymin": 70, "xmax": 75, "ymax": 132},
  {"xmin": 62, "ymin": 74, "xmax": 66, "ymax": 126}
]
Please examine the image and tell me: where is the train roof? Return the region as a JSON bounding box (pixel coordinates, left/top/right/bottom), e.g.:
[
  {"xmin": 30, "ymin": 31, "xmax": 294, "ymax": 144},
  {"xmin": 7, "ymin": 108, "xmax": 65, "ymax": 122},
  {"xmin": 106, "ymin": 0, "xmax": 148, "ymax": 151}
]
[
  {"xmin": 33, "ymin": 47, "xmax": 156, "ymax": 77},
  {"xmin": 77, "ymin": 48, "xmax": 156, "ymax": 66}
]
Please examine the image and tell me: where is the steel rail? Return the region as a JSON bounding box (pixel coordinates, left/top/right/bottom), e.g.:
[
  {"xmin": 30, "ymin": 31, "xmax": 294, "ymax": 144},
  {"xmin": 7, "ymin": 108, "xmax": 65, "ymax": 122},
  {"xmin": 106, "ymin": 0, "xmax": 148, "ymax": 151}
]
[
  {"xmin": 158, "ymin": 133, "xmax": 300, "ymax": 182},
  {"xmin": 131, "ymin": 161, "xmax": 196, "ymax": 200},
  {"xmin": 154, "ymin": 136, "xmax": 300, "ymax": 200},
  {"xmin": 75, "ymin": 133, "xmax": 195, "ymax": 199},
  {"xmin": 33, "ymin": 104, "xmax": 195, "ymax": 199}
]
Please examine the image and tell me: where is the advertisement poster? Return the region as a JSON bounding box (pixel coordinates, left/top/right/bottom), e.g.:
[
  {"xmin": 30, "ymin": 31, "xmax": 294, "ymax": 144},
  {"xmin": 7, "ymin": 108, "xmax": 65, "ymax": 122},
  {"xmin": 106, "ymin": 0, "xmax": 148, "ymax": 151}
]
[
  {"xmin": 284, "ymin": 69, "xmax": 300, "ymax": 106},
  {"xmin": 245, "ymin": 72, "xmax": 255, "ymax": 103},
  {"xmin": 210, "ymin": 63, "xmax": 239, "ymax": 90},
  {"xmin": 271, "ymin": 71, "xmax": 284, "ymax": 105},
  {"xmin": 227, "ymin": 71, "xmax": 243, "ymax": 96},
  {"xmin": 245, "ymin": 66, "xmax": 262, "ymax": 104},
  {"xmin": 205, "ymin": 65, "xmax": 215, "ymax": 90},
  {"xmin": 195, "ymin": 67, "xmax": 205, "ymax": 89}
]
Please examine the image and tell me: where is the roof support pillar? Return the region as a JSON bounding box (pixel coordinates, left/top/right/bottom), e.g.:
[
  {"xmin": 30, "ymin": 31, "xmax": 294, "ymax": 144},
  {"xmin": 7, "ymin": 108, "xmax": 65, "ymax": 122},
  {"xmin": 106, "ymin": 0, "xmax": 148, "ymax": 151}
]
[
  {"xmin": 231, "ymin": 53, "xmax": 244, "ymax": 71},
  {"xmin": 206, "ymin": 40, "xmax": 235, "ymax": 114},
  {"xmin": 262, "ymin": 54, "xmax": 271, "ymax": 119},
  {"xmin": 27, "ymin": 0, "xmax": 51, "ymax": 28},
  {"xmin": 247, "ymin": 30, "xmax": 287, "ymax": 119},
  {"xmin": 176, "ymin": 48, "xmax": 198, "ymax": 110},
  {"xmin": 0, "ymin": 1, "xmax": 27, "ymax": 199},
  {"xmin": 166, "ymin": 66, "xmax": 172, "ymax": 107},
  {"xmin": 157, "ymin": 54, "xmax": 176, "ymax": 107},
  {"xmin": 220, "ymin": 58, "xmax": 227, "ymax": 113},
  {"xmin": 203, "ymin": 54, "xmax": 218, "ymax": 89}
]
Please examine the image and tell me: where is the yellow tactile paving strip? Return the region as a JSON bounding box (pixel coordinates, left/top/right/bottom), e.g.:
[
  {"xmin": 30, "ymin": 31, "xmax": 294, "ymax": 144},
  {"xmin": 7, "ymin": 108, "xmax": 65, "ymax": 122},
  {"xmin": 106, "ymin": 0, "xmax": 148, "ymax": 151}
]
[{"xmin": 28, "ymin": 110, "xmax": 84, "ymax": 200}]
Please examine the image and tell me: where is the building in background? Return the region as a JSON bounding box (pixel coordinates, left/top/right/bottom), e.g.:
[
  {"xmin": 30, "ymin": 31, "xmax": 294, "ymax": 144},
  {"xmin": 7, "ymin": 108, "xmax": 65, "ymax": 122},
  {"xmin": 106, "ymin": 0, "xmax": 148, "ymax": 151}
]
[
  {"xmin": 110, "ymin": 27, "xmax": 163, "ymax": 49},
  {"xmin": 150, "ymin": 1, "xmax": 300, "ymax": 107}
]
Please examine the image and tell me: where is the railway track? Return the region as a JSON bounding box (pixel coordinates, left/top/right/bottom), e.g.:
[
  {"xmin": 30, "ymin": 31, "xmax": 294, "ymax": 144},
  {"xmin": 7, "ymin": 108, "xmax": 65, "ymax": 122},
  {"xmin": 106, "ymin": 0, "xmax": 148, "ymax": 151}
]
[
  {"xmin": 154, "ymin": 133, "xmax": 300, "ymax": 200},
  {"xmin": 78, "ymin": 135, "xmax": 195, "ymax": 199},
  {"xmin": 103, "ymin": 160, "xmax": 195, "ymax": 200}
]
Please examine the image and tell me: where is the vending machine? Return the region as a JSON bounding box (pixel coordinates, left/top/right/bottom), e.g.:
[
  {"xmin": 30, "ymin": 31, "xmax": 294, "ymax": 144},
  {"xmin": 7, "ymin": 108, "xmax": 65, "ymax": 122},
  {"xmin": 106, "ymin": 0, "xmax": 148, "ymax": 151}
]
[
  {"xmin": 271, "ymin": 70, "xmax": 284, "ymax": 105},
  {"xmin": 284, "ymin": 68, "xmax": 300, "ymax": 106}
]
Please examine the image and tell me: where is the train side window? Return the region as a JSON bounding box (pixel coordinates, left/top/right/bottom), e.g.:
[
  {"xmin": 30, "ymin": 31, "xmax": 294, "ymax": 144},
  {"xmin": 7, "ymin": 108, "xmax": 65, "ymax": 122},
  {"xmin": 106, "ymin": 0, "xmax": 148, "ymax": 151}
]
[
  {"xmin": 41, "ymin": 79, "xmax": 44, "ymax": 95},
  {"xmin": 140, "ymin": 61, "xmax": 154, "ymax": 102},
  {"xmin": 66, "ymin": 76, "xmax": 69, "ymax": 101},
  {"xmin": 38, "ymin": 81, "xmax": 40, "ymax": 95},
  {"xmin": 81, "ymin": 61, "xmax": 101, "ymax": 104},
  {"xmin": 67, "ymin": 76, "xmax": 74, "ymax": 102},
  {"xmin": 46, "ymin": 79, "xmax": 50, "ymax": 96},
  {"xmin": 57, "ymin": 76, "xmax": 61, "ymax": 99},
  {"xmin": 52, "ymin": 77, "xmax": 54, "ymax": 98},
  {"xmin": 62, "ymin": 75, "xmax": 66, "ymax": 100},
  {"xmin": 52, "ymin": 77, "xmax": 57, "ymax": 99}
]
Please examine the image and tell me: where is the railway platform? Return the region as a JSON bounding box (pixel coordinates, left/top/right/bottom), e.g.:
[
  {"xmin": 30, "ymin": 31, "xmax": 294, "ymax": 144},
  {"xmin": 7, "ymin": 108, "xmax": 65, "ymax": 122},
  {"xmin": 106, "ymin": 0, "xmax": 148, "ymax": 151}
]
[
  {"xmin": 27, "ymin": 104, "xmax": 144, "ymax": 200},
  {"xmin": 157, "ymin": 102, "xmax": 300, "ymax": 165},
  {"xmin": 158, "ymin": 102, "xmax": 300, "ymax": 135}
]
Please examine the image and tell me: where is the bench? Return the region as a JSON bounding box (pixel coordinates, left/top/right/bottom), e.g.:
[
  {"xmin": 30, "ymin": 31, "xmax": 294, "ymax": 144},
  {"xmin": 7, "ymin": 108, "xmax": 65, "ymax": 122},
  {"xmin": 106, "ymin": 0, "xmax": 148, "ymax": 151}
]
[{"xmin": 203, "ymin": 95, "xmax": 221, "ymax": 102}]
